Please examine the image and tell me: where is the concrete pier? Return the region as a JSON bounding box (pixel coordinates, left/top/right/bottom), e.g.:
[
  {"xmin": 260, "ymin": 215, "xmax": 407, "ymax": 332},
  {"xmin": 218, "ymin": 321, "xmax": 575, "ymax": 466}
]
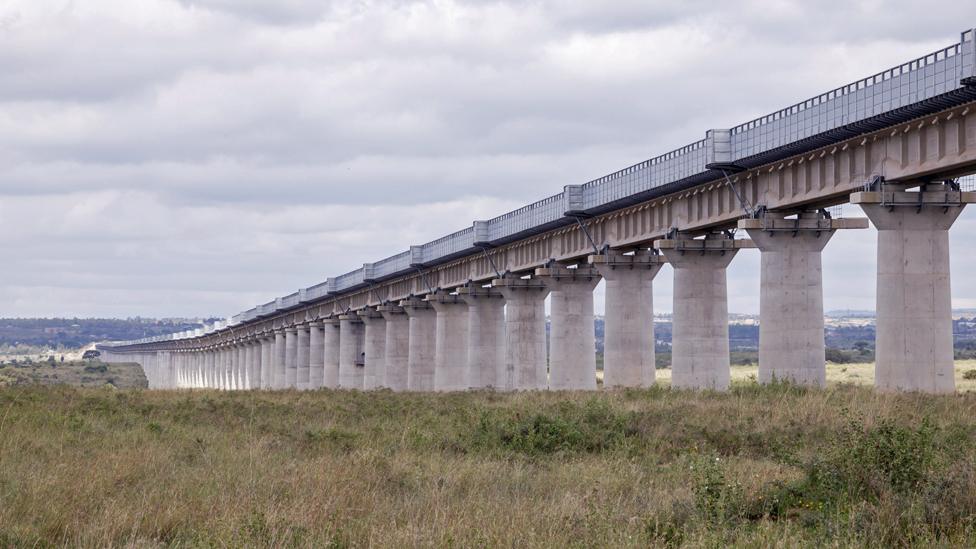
[
  {"xmin": 322, "ymin": 317, "xmax": 341, "ymax": 388},
  {"xmin": 590, "ymin": 250, "xmax": 666, "ymax": 388},
  {"xmin": 458, "ymin": 285, "xmax": 506, "ymax": 389},
  {"xmin": 428, "ymin": 292, "xmax": 470, "ymax": 392},
  {"xmin": 237, "ymin": 344, "xmax": 247, "ymax": 389},
  {"xmin": 536, "ymin": 264, "xmax": 601, "ymax": 391},
  {"xmin": 273, "ymin": 330, "xmax": 286, "ymax": 389},
  {"xmin": 657, "ymin": 234, "xmax": 754, "ymax": 391},
  {"xmin": 361, "ymin": 308, "xmax": 386, "ymax": 390},
  {"xmin": 256, "ymin": 337, "xmax": 269, "ymax": 389},
  {"xmin": 379, "ymin": 304, "xmax": 410, "ymax": 391},
  {"xmin": 493, "ymin": 276, "xmax": 550, "ymax": 390},
  {"xmin": 402, "ymin": 297, "xmax": 436, "ymax": 391},
  {"xmin": 284, "ymin": 328, "xmax": 298, "ymax": 389},
  {"xmin": 308, "ymin": 321, "xmax": 324, "ymax": 390},
  {"xmin": 243, "ymin": 343, "xmax": 254, "ymax": 390},
  {"xmin": 338, "ymin": 313, "xmax": 365, "ymax": 389},
  {"xmin": 296, "ymin": 325, "xmax": 310, "ymax": 390},
  {"xmin": 741, "ymin": 212, "xmax": 868, "ymax": 386},
  {"xmin": 853, "ymin": 182, "xmax": 975, "ymax": 393}
]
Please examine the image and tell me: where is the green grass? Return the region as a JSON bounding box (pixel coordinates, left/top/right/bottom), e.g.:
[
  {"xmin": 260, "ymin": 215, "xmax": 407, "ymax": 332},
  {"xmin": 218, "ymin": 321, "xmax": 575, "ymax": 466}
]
[{"xmin": 0, "ymin": 381, "xmax": 973, "ymax": 547}]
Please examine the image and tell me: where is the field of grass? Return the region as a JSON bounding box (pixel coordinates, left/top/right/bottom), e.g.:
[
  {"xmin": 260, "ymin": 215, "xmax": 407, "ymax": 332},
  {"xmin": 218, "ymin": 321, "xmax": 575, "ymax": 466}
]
[
  {"xmin": 649, "ymin": 360, "xmax": 976, "ymax": 392},
  {"xmin": 0, "ymin": 379, "xmax": 974, "ymax": 547},
  {"xmin": 0, "ymin": 360, "xmax": 147, "ymax": 389}
]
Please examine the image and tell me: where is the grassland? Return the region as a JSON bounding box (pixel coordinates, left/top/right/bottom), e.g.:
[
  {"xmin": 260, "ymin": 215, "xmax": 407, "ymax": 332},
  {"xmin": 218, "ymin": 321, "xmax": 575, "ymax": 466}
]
[
  {"xmin": 0, "ymin": 360, "xmax": 147, "ymax": 389},
  {"xmin": 0, "ymin": 375, "xmax": 974, "ymax": 547}
]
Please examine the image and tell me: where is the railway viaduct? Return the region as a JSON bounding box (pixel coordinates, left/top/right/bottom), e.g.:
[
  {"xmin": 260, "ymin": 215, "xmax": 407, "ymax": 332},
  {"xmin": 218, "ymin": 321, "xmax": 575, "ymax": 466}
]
[{"xmin": 101, "ymin": 29, "xmax": 976, "ymax": 394}]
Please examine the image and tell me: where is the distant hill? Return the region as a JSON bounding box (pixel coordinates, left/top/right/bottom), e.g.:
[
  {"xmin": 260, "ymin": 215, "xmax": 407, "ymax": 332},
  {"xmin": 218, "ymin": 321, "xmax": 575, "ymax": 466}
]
[{"xmin": 0, "ymin": 318, "xmax": 212, "ymax": 348}]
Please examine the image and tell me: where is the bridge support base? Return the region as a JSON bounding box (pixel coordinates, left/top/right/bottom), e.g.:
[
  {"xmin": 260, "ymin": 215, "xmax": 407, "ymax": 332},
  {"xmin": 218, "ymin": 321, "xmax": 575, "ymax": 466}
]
[
  {"xmin": 536, "ymin": 264, "xmax": 600, "ymax": 391},
  {"xmin": 459, "ymin": 285, "xmax": 506, "ymax": 389},
  {"xmin": 853, "ymin": 182, "xmax": 975, "ymax": 393},
  {"xmin": 493, "ymin": 276, "xmax": 550, "ymax": 391},
  {"xmin": 428, "ymin": 292, "xmax": 470, "ymax": 392},
  {"xmin": 379, "ymin": 304, "xmax": 410, "ymax": 391},
  {"xmin": 338, "ymin": 313, "xmax": 365, "ymax": 389},
  {"xmin": 741, "ymin": 211, "xmax": 868, "ymax": 387},
  {"xmin": 401, "ymin": 297, "xmax": 436, "ymax": 391},
  {"xmin": 657, "ymin": 233, "xmax": 753, "ymax": 391},
  {"xmin": 590, "ymin": 250, "xmax": 665, "ymax": 388},
  {"xmin": 361, "ymin": 309, "xmax": 386, "ymax": 390}
]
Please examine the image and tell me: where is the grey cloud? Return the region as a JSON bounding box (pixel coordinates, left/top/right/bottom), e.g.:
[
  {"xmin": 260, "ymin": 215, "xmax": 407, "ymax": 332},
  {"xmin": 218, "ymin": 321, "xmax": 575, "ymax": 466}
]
[{"xmin": 1, "ymin": 0, "xmax": 975, "ymax": 318}]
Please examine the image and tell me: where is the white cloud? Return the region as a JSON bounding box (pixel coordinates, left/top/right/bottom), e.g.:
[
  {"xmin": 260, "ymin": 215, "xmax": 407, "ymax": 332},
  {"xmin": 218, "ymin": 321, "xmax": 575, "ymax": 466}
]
[{"xmin": 0, "ymin": 0, "xmax": 975, "ymax": 318}]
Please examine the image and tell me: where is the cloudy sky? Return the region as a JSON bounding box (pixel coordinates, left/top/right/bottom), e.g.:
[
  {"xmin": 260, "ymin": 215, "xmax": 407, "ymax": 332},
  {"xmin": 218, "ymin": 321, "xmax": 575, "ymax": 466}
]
[{"xmin": 2, "ymin": 0, "xmax": 976, "ymax": 319}]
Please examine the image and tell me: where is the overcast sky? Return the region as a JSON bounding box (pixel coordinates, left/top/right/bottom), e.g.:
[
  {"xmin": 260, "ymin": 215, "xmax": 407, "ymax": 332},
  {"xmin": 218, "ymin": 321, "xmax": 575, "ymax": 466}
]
[{"xmin": 2, "ymin": 0, "xmax": 976, "ymax": 319}]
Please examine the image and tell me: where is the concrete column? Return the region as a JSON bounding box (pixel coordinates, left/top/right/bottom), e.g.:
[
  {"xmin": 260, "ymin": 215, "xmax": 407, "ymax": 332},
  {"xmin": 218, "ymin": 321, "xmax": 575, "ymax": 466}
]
[
  {"xmin": 219, "ymin": 347, "xmax": 229, "ymax": 390},
  {"xmin": 493, "ymin": 276, "xmax": 550, "ymax": 391},
  {"xmin": 206, "ymin": 349, "xmax": 216, "ymax": 389},
  {"xmin": 237, "ymin": 344, "xmax": 248, "ymax": 390},
  {"xmin": 308, "ymin": 322, "xmax": 324, "ymax": 389},
  {"xmin": 379, "ymin": 304, "xmax": 410, "ymax": 391},
  {"xmin": 741, "ymin": 212, "xmax": 868, "ymax": 387},
  {"xmin": 322, "ymin": 318, "xmax": 341, "ymax": 388},
  {"xmin": 259, "ymin": 336, "xmax": 273, "ymax": 389},
  {"xmin": 853, "ymin": 182, "xmax": 974, "ymax": 393},
  {"xmin": 243, "ymin": 342, "xmax": 255, "ymax": 390},
  {"xmin": 657, "ymin": 234, "xmax": 754, "ymax": 391},
  {"xmin": 590, "ymin": 251, "xmax": 665, "ymax": 388},
  {"xmin": 427, "ymin": 292, "xmax": 470, "ymax": 392},
  {"xmin": 537, "ymin": 265, "xmax": 601, "ymax": 391},
  {"xmin": 361, "ymin": 308, "xmax": 387, "ymax": 390},
  {"xmin": 458, "ymin": 285, "xmax": 506, "ymax": 389},
  {"xmin": 284, "ymin": 327, "xmax": 299, "ymax": 389},
  {"xmin": 273, "ymin": 330, "xmax": 286, "ymax": 389},
  {"xmin": 401, "ymin": 297, "xmax": 436, "ymax": 391},
  {"xmin": 296, "ymin": 325, "xmax": 311, "ymax": 390},
  {"xmin": 338, "ymin": 313, "xmax": 365, "ymax": 389}
]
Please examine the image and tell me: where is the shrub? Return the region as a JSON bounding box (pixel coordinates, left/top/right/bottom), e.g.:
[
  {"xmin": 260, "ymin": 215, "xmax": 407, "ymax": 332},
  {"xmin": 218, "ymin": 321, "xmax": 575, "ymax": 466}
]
[{"xmin": 963, "ymin": 369, "xmax": 976, "ymax": 380}]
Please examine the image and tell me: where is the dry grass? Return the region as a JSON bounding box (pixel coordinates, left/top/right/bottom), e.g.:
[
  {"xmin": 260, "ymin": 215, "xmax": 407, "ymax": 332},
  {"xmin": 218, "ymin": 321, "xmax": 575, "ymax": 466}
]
[
  {"xmin": 648, "ymin": 360, "xmax": 976, "ymax": 392},
  {"xmin": 0, "ymin": 360, "xmax": 147, "ymax": 389},
  {"xmin": 0, "ymin": 380, "xmax": 974, "ymax": 547}
]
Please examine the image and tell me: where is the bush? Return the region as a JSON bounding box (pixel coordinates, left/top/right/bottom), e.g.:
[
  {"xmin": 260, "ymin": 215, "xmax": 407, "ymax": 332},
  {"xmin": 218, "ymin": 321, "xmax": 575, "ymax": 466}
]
[
  {"xmin": 472, "ymin": 398, "xmax": 637, "ymax": 456},
  {"xmin": 963, "ymin": 369, "xmax": 976, "ymax": 380}
]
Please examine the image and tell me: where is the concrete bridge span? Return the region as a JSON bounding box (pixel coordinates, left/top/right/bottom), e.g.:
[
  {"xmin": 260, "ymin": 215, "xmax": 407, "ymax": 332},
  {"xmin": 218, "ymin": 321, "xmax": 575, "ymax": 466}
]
[{"xmin": 101, "ymin": 29, "xmax": 976, "ymax": 394}]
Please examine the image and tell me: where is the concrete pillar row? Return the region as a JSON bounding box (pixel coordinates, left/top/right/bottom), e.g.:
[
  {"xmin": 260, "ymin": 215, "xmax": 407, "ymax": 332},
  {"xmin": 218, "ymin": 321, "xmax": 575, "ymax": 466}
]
[
  {"xmin": 401, "ymin": 297, "xmax": 436, "ymax": 391},
  {"xmin": 272, "ymin": 330, "xmax": 287, "ymax": 389},
  {"xmin": 296, "ymin": 325, "xmax": 311, "ymax": 390},
  {"xmin": 458, "ymin": 285, "xmax": 506, "ymax": 390},
  {"xmin": 657, "ymin": 233, "xmax": 755, "ymax": 391},
  {"xmin": 536, "ymin": 264, "xmax": 601, "ymax": 391},
  {"xmin": 427, "ymin": 292, "xmax": 470, "ymax": 392},
  {"xmin": 322, "ymin": 318, "xmax": 341, "ymax": 388},
  {"xmin": 379, "ymin": 304, "xmax": 410, "ymax": 391},
  {"xmin": 853, "ymin": 182, "xmax": 975, "ymax": 393},
  {"xmin": 308, "ymin": 322, "xmax": 324, "ymax": 390},
  {"xmin": 338, "ymin": 313, "xmax": 365, "ymax": 389},
  {"xmin": 741, "ymin": 212, "xmax": 868, "ymax": 387},
  {"xmin": 361, "ymin": 308, "xmax": 387, "ymax": 390},
  {"xmin": 493, "ymin": 275, "xmax": 550, "ymax": 391},
  {"xmin": 590, "ymin": 250, "xmax": 666, "ymax": 388}
]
